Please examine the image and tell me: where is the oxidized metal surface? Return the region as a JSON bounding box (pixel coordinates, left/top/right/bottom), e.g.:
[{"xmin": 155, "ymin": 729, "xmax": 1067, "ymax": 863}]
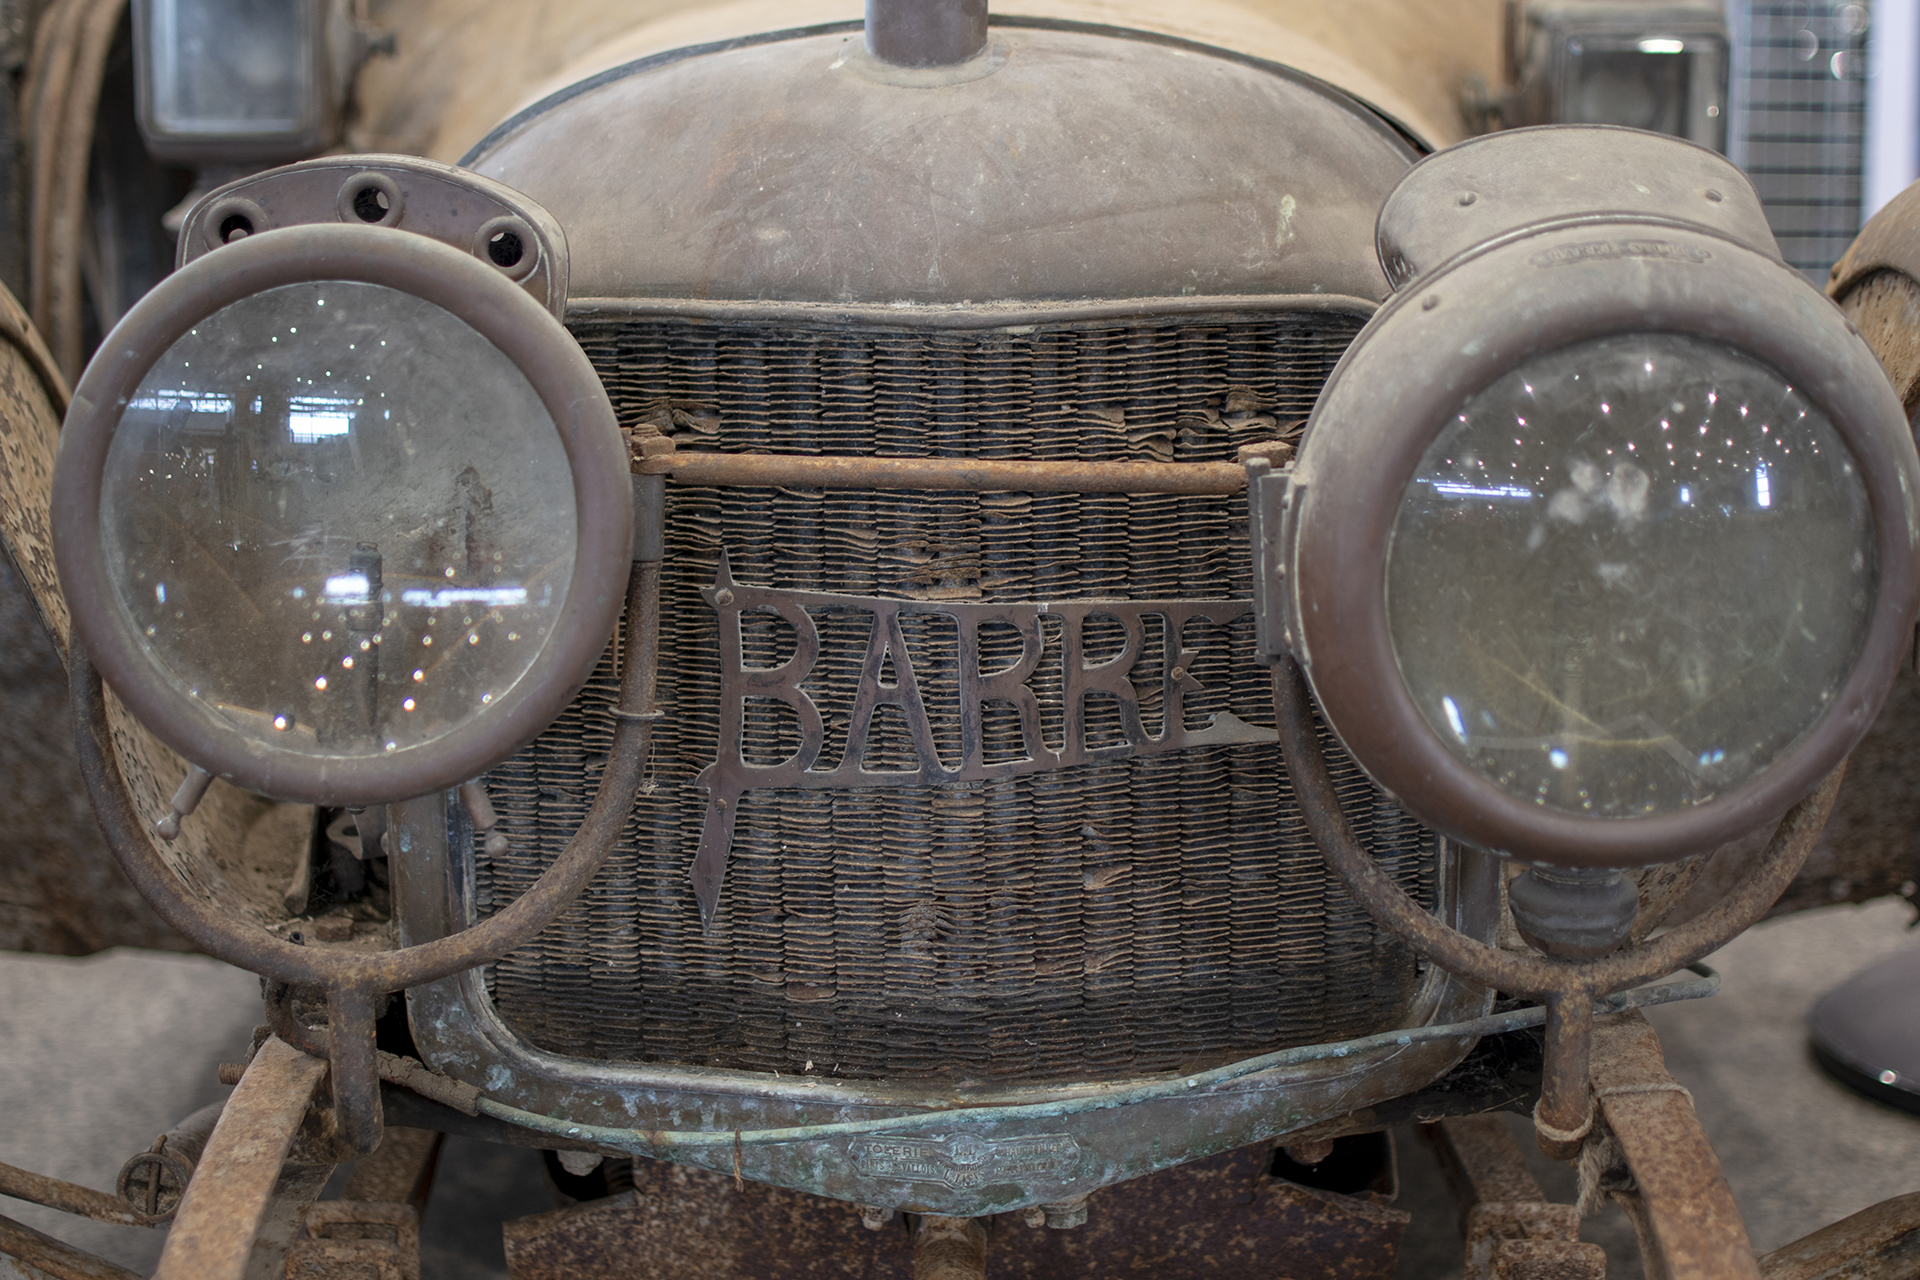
[
  {"xmin": 499, "ymin": 1143, "xmax": 1408, "ymax": 1279},
  {"xmin": 339, "ymin": 1128, "xmax": 444, "ymax": 1208},
  {"xmin": 466, "ymin": 24, "xmax": 1414, "ymax": 304},
  {"xmin": 1283, "ymin": 206, "xmax": 1915, "ymax": 869},
  {"xmin": 849, "ymin": 1133, "xmax": 1077, "ymax": 1192},
  {"xmin": 634, "ymin": 451, "xmax": 1251, "ymax": 496},
  {"xmin": 1271, "ymin": 657, "xmax": 1838, "ymax": 1001},
  {"xmin": 154, "ymin": 1036, "xmax": 330, "ymax": 1280},
  {"xmin": 1669, "ymin": 668, "xmax": 1920, "ymax": 921},
  {"xmin": 1758, "ymin": 1190, "xmax": 1920, "ymax": 1279},
  {"xmin": 690, "ymin": 559, "xmax": 1278, "ymax": 917},
  {"xmin": 911, "ymin": 1215, "xmax": 987, "ymax": 1280},
  {"xmin": 1273, "ymin": 656, "xmax": 1836, "ymax": 1162},
  {"xmin": 1376, "ymin": 126, "xmax": 1780, "ymax": 286},
  {"xmin": 0, "ymin": 1156, "xmax": 161, "ymax": 1227},
  {"xmin": 1427, "ymin": 1117, "xmax": 1605, "ymax": 1279},
  {"xmin": 285, "ymin": 1202, "xmax": 421, "ymax": 1280},
  {"xmin": 1585, "ymin": 1010, "xmax": 1758, "ymax": 1280},
  {"xmin": 118, "ymin": 1101, "xmax": 224, "ymax": 1223},
  {"xmin": 397, "ymin": 773, "xmax": 1499, "ymax": 1214},
  {"xmin": 68, "ymin": 578, "xmax": 649, "ymax": 993},
  {"xmin": 0, "ymin": 1209, "xmax": 143, "ymax": 1280},
  {"xmin": 176, "ymin": 156, "xmax": 570, "ymax": 320}
]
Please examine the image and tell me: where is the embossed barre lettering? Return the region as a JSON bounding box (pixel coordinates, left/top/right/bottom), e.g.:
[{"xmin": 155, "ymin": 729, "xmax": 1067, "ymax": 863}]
[
  {"xmin": 688, "ymin": 552, "xmax": 1276, "ymax": 920},
  {"xmin": 847, "ymin": 1133, "xmax": 1081, "ymax": 1191}
]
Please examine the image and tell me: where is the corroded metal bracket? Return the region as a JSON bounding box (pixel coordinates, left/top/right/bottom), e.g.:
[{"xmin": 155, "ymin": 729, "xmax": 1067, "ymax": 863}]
[
  {"xmin": 1583, "ymin": 1010, "xmax": 1758, "ymax": 1280},
  {"xmin": 155, "ymin": 1036, "xmax": 331, "ymax": 1280},
  {"xmin": 1269, "ymin": 654, "xmax": 1840, "ymax": 1164},
  {"xmin": 1426, "ymin": 1116, "xmax": 1605, "ymax": 1278}
]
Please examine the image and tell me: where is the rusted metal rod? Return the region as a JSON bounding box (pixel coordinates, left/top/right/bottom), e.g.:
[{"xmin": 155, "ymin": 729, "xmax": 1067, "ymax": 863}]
[
  {"xmin": 0, "ymin": 1210, "xmax": 143, "ymax": 1280},
  {"xmin": 0, "ymin": 1158, "xmax": 158, "ymax": 1226},
  {"xmin": 1267, "ymin": 656, "xmax": 1837, "ymax": 1000},
  {"xmin": 1267, "ymin": 655, "xmax": 1839, "ymax": 1164},
  {"xmin": 70, "ymin": 637, "xmax": 649, "ymax": 993},
  {"xmin": 632, "ymin": 450, "xmax": 1250, "ymax": 495},
  {"xmin": 326, "ymin": 984, "xmax": 385, "ymax": 1160},
  {"xmin": 1536, "ymin": 988, "xmax": 1596, "ymax": 1161}
]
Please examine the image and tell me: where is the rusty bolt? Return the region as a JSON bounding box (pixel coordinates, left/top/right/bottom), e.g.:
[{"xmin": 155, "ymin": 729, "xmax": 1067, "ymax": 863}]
[
  {"xmin": 117, "ymin": 1138, "xmax": 192, "ymax": 1222},
  {"xmin": 859, "ymin": 1204, "xmax": 895, "ymax": 1231},
  {"xmin": 1020, "ymin": 1206, "xmax": 1047, "ymax": 1229},
  {"xmin": 1040, "ymin": 1196, "xmax": 1089, "ymax": 1229},
  {"xmin": 1284, "ymin": 1137, "xmax": 1337, "ymax": 1166}
]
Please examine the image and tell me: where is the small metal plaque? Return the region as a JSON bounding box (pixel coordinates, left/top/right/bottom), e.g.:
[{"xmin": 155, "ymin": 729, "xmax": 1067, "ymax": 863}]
[
  {"xmin": 689, "ymin": 552, "xmax": 1276, "ymax": 919},
  {"xmin": 848, "ymin": 1132, "xmax": 1081, "ymax": 1190}
]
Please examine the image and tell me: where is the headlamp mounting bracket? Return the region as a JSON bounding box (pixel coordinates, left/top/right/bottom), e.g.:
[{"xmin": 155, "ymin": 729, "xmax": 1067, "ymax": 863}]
[{"xmin": 178, "ymin": 156, "xmax": 570, "ymax": 321}]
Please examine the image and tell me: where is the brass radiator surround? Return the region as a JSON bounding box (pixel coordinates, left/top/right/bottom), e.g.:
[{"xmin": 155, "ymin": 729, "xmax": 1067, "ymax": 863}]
[{"xmin": 397, "ymin": 789, "xmax": 1499, "ymax": 1213}]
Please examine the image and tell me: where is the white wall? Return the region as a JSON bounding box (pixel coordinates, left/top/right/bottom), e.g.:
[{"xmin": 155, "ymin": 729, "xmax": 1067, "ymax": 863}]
[{"xmin": 1866, "ymin": 0, "xmax": 1920, "ymax": 220}]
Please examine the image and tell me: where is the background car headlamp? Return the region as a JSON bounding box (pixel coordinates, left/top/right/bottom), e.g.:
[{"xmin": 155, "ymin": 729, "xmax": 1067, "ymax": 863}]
[
  {"xmin": 134, "ymin": 0, "xmax": 344, "ymax": 165},
  {"xmin": 52, "ymin": 220, "xmax": 632, "ymax": 808},
  {"xmin": 1270, "ymin": 126, "xmax": 1920, "ymax": 868}
]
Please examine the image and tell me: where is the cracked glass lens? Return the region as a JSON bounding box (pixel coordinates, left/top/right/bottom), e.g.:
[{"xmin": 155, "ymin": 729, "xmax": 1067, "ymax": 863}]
[
  {"xmin": 101, "ymin": 281, "xmax": 575, "ymax": 760},
  {"xmin": 1386, "ymin": 333, "xmax": 1874, "ymax": 820}
]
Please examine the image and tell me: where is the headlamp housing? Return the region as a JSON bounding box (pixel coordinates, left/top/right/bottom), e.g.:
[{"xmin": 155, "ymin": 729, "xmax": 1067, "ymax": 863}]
[
  {"xmin": 52, "ymin": 163, "xmax": 631, "ymax": 809},
  {"xmin": 1260, "ymin": 127, "xmax": 1920, "ymax": 868}
]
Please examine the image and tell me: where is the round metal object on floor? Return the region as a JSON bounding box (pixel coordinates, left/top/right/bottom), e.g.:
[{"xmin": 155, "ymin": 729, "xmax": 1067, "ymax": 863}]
[{"xmin": 1810, "ymin": 947, "xmax": 1920, "ymax": 1115}]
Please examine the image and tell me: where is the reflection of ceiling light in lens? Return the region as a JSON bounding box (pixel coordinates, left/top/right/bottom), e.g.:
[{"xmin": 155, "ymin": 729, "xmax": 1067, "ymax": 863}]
[
  {"xmin": 287, "ymin": 394, "xmax": 358, "ymax": 442},
  {"xmin": 1638, "ymin": 38, "xmax": 1685, "ymax": 54}
]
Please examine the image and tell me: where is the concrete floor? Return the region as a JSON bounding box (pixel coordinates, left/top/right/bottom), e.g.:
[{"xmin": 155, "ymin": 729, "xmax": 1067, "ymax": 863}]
[{"xmin": 3, "ymin": 900, "xmax": 1919, "ymax": 1278}]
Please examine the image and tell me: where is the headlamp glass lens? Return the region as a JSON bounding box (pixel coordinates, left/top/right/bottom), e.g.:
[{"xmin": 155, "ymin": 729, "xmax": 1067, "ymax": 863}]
[
  {"xmin": 101, "ymin": 281, "xmax": 577, "ymax": 762},
  {"xmin": 1387, "ymin": 333, "xmax": 1874, "ymax": 820}
]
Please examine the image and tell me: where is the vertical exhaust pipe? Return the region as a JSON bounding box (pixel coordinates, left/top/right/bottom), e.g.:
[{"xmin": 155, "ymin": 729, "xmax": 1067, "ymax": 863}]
[{"xmin": 865, "ymin": 0, "xmax": 988, "ymax": 67}]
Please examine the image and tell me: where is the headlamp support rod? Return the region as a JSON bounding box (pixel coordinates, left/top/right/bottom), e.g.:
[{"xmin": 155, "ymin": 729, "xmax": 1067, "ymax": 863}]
[
  {"xmin": 1267, "ymin": 653, "xmax": 1839, "ymax": 1160},
  {"xmin": 69, "ymin": 521, "xmax": 663, "ymax": 1157}
]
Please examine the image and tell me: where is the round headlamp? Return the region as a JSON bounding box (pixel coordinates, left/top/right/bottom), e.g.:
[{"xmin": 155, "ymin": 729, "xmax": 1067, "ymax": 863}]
[
  {"xmin": 1279, "ymin": 127, "xmax": 1920, "ymax": 867},
  {"xmin": 53, "ymin": 218, "xmax": 632, "ymax": 807}
]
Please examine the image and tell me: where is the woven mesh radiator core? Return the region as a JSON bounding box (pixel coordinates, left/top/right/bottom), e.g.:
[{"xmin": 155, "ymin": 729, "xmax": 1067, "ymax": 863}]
[{"xmin": 472, "ymin": 311, "xmax": 1439, "ymax": 1085}]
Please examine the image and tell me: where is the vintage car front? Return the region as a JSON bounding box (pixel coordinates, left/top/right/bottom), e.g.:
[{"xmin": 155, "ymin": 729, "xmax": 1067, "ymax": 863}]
[{"xmin": 1, "ymin": 0, "xmax": 1918, "ymax": 1277}]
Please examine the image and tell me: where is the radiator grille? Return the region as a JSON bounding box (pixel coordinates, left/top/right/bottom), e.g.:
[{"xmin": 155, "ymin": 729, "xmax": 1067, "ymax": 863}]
[{"xmin": 471, "ymin": 311, "xmax": 1440, "ymax": 1085}]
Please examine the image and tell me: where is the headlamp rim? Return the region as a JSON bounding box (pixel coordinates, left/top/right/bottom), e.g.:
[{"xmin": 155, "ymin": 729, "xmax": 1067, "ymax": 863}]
[
  {"xmin": 52, "ymin": 221, "xmax": 633, "ymax": 808},
  {"xmin": 1289, "ymin": 221, "xmax": 1920, "ymax": 867}
]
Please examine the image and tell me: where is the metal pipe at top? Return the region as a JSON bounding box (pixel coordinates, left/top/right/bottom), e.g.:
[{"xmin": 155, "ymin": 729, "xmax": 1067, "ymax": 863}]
[{"xmin": 866, "ymin": 0, "xmax": 988, "ymax": 67}]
